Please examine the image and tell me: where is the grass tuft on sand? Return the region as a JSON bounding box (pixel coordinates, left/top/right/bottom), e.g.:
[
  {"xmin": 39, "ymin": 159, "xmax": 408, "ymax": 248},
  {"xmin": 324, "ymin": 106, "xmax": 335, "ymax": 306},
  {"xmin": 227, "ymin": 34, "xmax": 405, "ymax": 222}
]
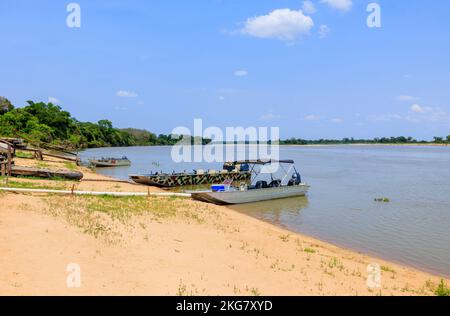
[
  {"xmin": 0, "ymin": 180, "xmax": 69, "ymax": 190},
  {"xmin": 435, "ymin": 280, "xmax": 450, "ymax": 296},
  {"xmin": 43, "ymin": 195, "xmax": 204, "ymax": 244}
]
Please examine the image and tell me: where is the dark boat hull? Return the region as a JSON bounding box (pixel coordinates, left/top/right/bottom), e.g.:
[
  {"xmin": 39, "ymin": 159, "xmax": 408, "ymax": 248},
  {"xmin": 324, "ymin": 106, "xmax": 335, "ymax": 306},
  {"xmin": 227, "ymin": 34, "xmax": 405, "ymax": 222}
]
[
  {"xmin": 130, "ymin": 172, "xmax": 251, "ymax": 188},
  {"xmin": 11, "ymin": 166, "xmax": 83, "ymax": 180}
]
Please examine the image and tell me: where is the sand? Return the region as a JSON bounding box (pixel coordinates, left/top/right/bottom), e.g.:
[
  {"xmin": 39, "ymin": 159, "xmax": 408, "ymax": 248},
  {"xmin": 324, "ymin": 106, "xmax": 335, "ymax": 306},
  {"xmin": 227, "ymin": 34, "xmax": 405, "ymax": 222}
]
[{"xmin": 0, "ymin": 157, "xmax": 448, "ymax": 296}]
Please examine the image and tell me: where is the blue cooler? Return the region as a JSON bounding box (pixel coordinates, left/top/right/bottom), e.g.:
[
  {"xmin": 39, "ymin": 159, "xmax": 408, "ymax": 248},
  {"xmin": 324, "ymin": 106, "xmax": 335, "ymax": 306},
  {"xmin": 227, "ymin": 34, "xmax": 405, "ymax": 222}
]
[{"xmin": 211, "ymin": 184, "xmax": 226, "ymax": 192}]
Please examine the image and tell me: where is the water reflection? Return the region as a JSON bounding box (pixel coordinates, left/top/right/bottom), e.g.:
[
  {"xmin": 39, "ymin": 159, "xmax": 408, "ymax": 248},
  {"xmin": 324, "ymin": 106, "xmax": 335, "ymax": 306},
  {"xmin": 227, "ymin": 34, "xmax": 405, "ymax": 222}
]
[{"xmin": 229, "ymin": 196, "xmax": 309, "ymax": 227}]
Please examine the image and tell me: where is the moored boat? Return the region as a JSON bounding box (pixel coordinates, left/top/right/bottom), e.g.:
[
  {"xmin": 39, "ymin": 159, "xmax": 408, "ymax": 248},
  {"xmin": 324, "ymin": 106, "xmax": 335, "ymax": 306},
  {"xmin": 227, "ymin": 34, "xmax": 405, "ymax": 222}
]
[
  {"xmin": 89, "ymin": 157, "xmax": 131, "ymax": 168},
  {"xmin": 191, "ymin": 160, "xmax": 310, "ymax": 205},
  {"xmin": 130, "ymin": 162, "xmax": 252, "ymax": 188}
]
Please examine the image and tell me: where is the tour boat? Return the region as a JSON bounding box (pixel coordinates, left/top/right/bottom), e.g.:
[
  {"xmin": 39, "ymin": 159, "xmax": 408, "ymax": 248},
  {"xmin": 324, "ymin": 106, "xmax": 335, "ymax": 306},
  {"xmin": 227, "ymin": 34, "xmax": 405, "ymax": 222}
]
[
  {"xmin": 129, "ymin": 161, "xmax": 251, "ymax": 188},
  {"xmin": 191, "ymin": 160, "xmax": 309, "ymax": 205}
]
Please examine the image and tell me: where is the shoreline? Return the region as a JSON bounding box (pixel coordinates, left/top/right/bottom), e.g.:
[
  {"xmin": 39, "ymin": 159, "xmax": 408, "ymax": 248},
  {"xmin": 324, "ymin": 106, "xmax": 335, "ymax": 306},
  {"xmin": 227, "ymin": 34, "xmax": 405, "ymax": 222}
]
[
  {"xmin": 76, "ymin": 142, "xmax": 450, "ymax": 152},
  {"xmin": 1, "ymin": 157, "xmax": 449, "ymax": 295}
]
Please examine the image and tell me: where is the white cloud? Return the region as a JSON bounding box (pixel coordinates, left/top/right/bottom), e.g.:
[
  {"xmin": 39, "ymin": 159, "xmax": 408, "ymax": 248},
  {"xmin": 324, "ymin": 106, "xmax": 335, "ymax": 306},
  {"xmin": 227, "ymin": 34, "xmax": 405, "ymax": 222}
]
[
  {"xmin": 117, "ymin": 90, "xmax": 138, "ymax": 98},
  {"xmin": 367, "ymin": 104, "xmax": 450, "ymax": 125},
  {"xmin": 219, "ymin": 96, "xmax": 225, "ymax": 102},
  {"xmin": 242, "ymin": 9, "xmax": 314, "ymax": 41},
  {"xmin": 48, "ymin": 97, "xmax": 61, "ymax": 104},
  {"xmin": 234, "ymin": 70, "xmax": 248, "ymax": 77},
  {"xmin": 411, "ymin": 104, "xmax": 429, "ymax": 114},
  {"xmin": 318, "ymin": 24, "xmax": 331, "ymax": 38},
  {"xmin": 396, "ymin": 95, "xmax": 417, "ymax": 102},
  {"xmin": 367, "ymin": 113, "xmax": 402, "ymax": 122},
  {"xmin": 259, "ymin": 112, "xmax": 281, "ymax": 121},
  {"xmin": 321, "ymin": 0, "xmax": 353, "ymax": 12},
  {"xmin": 303, "ymin": 114, "xmax": 321, "ymax": 121},
  {"xmin": 137, "ymin": 101, "xmax": 144, "ymax": 105},
  {"xmin": 331, "ymin": 118, "xmax": 344, "ymax": 123},
  {"xmin": 408, "ymin": 104, "xmax": 450, "ymax": 123},
  {"xmin": 302, "ymin": 1, "xmax": 317, "ymax": 14}
]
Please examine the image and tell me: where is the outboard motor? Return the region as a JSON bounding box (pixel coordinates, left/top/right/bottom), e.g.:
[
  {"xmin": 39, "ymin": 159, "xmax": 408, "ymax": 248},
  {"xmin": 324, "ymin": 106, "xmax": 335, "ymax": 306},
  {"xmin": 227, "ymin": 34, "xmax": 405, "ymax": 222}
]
[{"xmin": 288, "ymin": 172, "xmax": 302, "ymax": 186}]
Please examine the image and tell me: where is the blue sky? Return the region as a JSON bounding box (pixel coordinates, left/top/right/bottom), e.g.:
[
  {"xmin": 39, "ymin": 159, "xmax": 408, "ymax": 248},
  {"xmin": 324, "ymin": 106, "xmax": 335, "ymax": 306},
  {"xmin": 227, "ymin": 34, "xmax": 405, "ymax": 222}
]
[{"xmin": 1, "ymin": 0, "xmax": 449, "ymax": 140}]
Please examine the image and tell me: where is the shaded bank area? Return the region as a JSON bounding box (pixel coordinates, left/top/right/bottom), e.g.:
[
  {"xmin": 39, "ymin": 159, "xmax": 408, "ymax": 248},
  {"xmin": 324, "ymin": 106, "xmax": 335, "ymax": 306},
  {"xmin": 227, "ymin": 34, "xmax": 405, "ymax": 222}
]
[{"xmin": 0, "ymin": 158, "xmax": 449, "ymax": 295}]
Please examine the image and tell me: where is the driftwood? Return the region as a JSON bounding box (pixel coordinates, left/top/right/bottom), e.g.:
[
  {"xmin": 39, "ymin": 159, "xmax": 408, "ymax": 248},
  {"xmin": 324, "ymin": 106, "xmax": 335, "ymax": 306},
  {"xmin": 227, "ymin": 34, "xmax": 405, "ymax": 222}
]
[
  {"xmin": 10, "ymin": 166, "xmax": 83, "ymax": 180},
  {"xmin": 41, "ymin": 152, "xmax": 79, "ymax": 162},
  {"xmin": 39, "ymin": 144, "xmax": 78, "ymax": 156}
]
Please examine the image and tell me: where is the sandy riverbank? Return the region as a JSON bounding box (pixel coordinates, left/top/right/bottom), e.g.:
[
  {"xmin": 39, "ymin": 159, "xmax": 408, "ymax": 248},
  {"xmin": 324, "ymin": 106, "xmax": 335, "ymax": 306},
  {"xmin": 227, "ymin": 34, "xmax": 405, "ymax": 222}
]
[{"xmin": 0, "ymin": 157, "xmax": 448, "ymax": 296}]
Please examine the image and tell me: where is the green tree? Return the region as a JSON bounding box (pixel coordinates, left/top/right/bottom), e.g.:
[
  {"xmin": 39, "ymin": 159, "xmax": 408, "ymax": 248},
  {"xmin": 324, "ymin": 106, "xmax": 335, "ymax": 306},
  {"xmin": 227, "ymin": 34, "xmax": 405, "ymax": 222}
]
[{"xmin": 0, "ymin": 96, "xmax": 14, "ymax": 115}]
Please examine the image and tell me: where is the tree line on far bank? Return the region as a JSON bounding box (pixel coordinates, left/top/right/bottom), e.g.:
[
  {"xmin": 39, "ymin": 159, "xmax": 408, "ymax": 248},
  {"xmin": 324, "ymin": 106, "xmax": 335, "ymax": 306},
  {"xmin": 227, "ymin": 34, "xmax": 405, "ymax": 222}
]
[
  {"xmin": 280, "ymin": 136, "xmax": 450, "ymax": 145},
  {"xmin": 1, "ymin": 96, "xmax": 449, "ymax": 149},
  {"xmin": 0, "ymin": 97, "xmax": 208, "ymax": 149}
]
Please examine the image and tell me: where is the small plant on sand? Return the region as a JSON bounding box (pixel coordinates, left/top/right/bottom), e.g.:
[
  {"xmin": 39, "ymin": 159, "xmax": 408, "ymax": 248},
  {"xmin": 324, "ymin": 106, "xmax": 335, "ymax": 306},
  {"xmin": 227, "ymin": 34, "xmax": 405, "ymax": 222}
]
[
  {"xmin": 381, "ymin": 266, "xmax": 396, "ymax": 274},
  {"xmin": 435, "ymin": 279, "xmax": 450, "ymax": 296},
  {"xmin": 1, "ymin": 180, "xmax": 67, "ymax": 190},
  {"xmin": 43, "ymin": 194, "xmax": 201, "ymax": 244},
  {"xmin": 176, "ymin": 280, "xmax": 188, "ymax": 296},
  {"xmin": 328, "ymin": 257, "xmax": 344, "ymax": 271},
  {"xmin": 250, "ymin": 288, "xmax": 261, "ymax": 296},
  {"xmin": 304, "ymin": 248, "xmax": 316, "ymax": 254},
  {"xmin": 15, "ymin": 151, "xmax": 34, "ymax": 159},
  {"xmin": 36, "ymin": 161, "xmax": 49, "ymax": 169},
  {"xmin": 64, "ymin": 162, "xmax": 77, "ymax": 171},
  {"xmin": 279, "ymin": 234, "xmax": 290, "ymax": 242}
]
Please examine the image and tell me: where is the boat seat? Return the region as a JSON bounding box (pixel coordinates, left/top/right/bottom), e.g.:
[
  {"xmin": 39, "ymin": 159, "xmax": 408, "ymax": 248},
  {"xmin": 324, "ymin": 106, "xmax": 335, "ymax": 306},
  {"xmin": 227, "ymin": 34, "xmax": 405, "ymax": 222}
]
[
  {"xmin": 269, "ymin": 179, "xmax": 282, "ymax": 187},
  {"xmin": 255, "ymin": 181, "xmax": 268, "ymax": 189}
]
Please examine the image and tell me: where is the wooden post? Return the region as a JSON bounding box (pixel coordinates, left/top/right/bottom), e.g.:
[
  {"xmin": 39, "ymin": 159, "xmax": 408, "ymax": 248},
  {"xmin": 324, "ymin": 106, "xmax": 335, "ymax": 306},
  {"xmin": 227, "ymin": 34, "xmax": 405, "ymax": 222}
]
[{"xmin": 5, "ymin": 144, "xmax": 12, "ymax": 185}]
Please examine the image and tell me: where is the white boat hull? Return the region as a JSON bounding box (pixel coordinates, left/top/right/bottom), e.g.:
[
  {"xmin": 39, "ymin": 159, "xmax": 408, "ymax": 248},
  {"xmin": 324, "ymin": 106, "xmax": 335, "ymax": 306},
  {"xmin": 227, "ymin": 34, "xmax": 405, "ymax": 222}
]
[{"xmin": 191, "ymin": 184, "xmax": 309, "ymax": 205}]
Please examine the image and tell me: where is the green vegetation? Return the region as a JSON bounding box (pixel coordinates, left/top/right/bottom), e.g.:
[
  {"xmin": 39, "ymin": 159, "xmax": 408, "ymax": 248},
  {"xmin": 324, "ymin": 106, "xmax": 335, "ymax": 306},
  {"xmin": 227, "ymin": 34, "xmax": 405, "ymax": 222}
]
[
  {"xmin": 0, "ymin": 180, "xmax": 67, "ymax": 190},
  {"xmin": 303, "ymin": 247, "xmax": 316, "ymax": 254},
  {"xmin": 15, "ymin": 151, "xmax": 34, "ymax": 159},
  {"xmin": 63, "ymin": 162, "xmax": 77, "ymax": 171},
  {"xmin": 43, "ymin": 195, "xmax": 199, "ymax": 243},
  {"xmin": 1, "ymin": 96, "xmax": 448, "ymax": 149},
  {"xmin": 435, "ymin": 280, "xmax": 450, "ymax": 296},
  {"xmin": 0, "ymin": 97, "xmax": 210, "ymax": 149},
  {"xmin": 280, "ymin": 136, "xmax": 450, "ymax": 145},
  {"xmin": 0, "ymin": 96, "xmax": 14, "ymax": 115},
  {"xmin": 380, "ymin": 266, "xmax": 396, "ymax": 273}
]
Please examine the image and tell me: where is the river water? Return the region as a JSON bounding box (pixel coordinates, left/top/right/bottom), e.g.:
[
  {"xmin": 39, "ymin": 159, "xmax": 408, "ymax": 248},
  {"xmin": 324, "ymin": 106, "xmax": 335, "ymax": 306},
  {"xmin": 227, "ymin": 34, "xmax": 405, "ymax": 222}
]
[{"xmin": 80, "ymin": 145, "xmax": 450, "ymax": 277}]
